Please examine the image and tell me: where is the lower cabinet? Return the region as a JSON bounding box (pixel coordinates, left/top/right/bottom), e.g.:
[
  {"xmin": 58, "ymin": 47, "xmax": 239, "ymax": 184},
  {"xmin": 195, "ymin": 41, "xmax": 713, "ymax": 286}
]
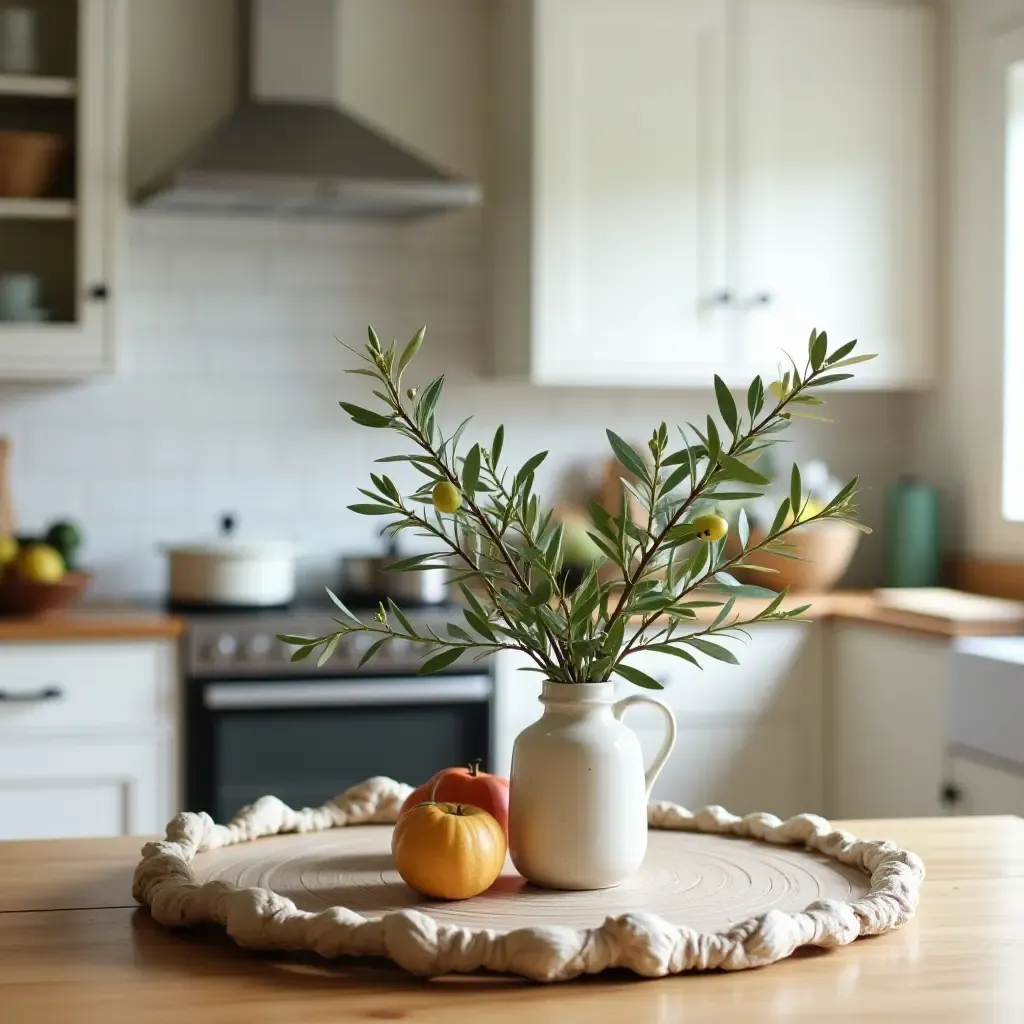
[
  {"xmin": 946, "ymin": 754, "xmax": 1024, "ymax": 816},
  {"xmin": 0, "ymin": 738, "xmax": 165, "ymax": 840},
  {"xmin": 0, "ymin": 639, "xmax": 177, "ymax": 840},
  {"xmin": 493, "ymin": 622, "xmax": 823, "ymax": 817},
  {"xmin": 829, "ymin": 623, "xmax": 949, "ymax": 818}
]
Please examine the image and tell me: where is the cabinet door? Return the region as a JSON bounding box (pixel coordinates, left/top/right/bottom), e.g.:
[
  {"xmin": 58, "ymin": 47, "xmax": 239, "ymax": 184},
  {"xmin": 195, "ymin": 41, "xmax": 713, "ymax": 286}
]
[
  {"xmin": 636, "ymin": 720, "xmax": 811, "ymax": 818},
  {"xmin": 0, "ymin": 0, "xmax": 121, "ymax": 379},
  {"xmin": 732, "ymin": 0, "xmax": 935, "ymax": 388},
  {"xmin": 949, "ymin": 756, "xmax": 1024, "ymax": 816},
  {"xmin": 830, "ymin": 624, "xmax": 949, "ymax": 818},
  {"xmin": 532, "ymin": 0, "xmax": 728, "ymax": 386},
  {"xmin": 0, "ymin": 737, "xmax": 164, "ymax": 840}
]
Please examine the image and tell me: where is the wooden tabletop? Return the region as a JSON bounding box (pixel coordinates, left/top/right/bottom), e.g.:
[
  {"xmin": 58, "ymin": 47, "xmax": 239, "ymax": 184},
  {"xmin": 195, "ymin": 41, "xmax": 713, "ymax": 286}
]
[{"xmin": 1, "ymin": 817, "xmax": 1022, "ymax": 1022}]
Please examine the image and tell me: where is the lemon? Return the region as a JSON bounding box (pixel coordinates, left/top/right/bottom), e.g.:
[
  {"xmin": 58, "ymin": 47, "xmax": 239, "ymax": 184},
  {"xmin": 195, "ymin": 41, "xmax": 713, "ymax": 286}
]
[
  {"xmin": 432, "ymin": 480, "xmax": 463, "ymax": 514},
  {"xmin": 0, "ymin": 535, "xmax": 18, "ymax": 568},
  {"xmin": 784, "ymin": 497, "xmax": 826, "ymax": 527},
  {"xmin": 17, "ymin": 543, "xmax": 65, "ymax": 583},
  {"xmin": 692, "ymin": 514, "xmax": 729, "ymax": 543}
]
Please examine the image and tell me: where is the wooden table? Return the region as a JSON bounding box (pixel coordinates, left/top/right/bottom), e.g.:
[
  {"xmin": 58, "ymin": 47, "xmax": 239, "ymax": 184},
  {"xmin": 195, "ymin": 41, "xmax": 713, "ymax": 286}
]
[{"xmin": 1, "ymin": 818, "xmax": 1022, "ymax": 1022}]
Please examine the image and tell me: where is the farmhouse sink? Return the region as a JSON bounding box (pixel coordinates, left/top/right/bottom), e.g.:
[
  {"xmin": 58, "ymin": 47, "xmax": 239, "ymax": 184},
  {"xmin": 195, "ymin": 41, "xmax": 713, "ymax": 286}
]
[{"xmin": 951, "ymin": 636, "xmax": 1024, "ymax": 766}]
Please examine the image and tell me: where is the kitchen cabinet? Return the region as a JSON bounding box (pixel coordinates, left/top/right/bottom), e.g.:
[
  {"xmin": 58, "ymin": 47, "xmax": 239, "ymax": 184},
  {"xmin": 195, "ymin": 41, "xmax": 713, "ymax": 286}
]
[
  {"xmin": 829, "ymin": 623, "xmax": 949, "ymax": 818},
  {"xmin": 0, "ymin": 0, "xmax": 124, "ymax": 380},
  {"xmin": 491, "ymin": 0, "xmax": 729, "ymax": 385},
  {"xmin": 945, "ymin": 753, "xmax": 1024, "ymax": 816},
  {"xmin": 0, "ymin": 639, "xmax": 176, "ymax": 840},
  {"xmin": 490, "ymin": 0, "xmax": 936, "ymax": 389},
  {"xmin": 493, "ymin": 622, "xmax": 823, "ymax": 817},
  {"xmin": 733, "ymin": 0, "xmax": 935, "ymax": 387},
  {"xmin": 0, "ymin": 738, "xmax": 161, "ymax": 840}
]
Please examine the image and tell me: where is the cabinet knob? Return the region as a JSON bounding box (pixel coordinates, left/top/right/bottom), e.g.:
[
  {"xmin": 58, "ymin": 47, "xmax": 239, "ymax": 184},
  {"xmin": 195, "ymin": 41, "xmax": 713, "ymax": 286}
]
[
  {"xmin": 88, "ymin": 284, "xmax": 109, "ymax": 300},
  {"xmin": 939, "ymin": 782, "xmax": 963, "ymax": 808},
  {"xmin": 741, "ymin": 293, "xmax": 773, "ymax": 310},
  {"xmin": 710, "ymin": 290, "xmax": 733, "ymax": 306}
]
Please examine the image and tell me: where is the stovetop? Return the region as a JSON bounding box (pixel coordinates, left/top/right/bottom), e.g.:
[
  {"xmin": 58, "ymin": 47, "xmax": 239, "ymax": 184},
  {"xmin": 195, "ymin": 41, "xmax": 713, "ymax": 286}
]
[{"xmin": 178, "ymin": 601, "xmax": 466, "ymax": 679}]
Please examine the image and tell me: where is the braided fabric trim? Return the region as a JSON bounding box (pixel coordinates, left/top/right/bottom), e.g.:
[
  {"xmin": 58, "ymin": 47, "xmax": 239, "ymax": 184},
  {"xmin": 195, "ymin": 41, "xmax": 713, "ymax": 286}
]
[{"xmin": 133, "ymin": 776, "xmax": 924, "ymax": 982}]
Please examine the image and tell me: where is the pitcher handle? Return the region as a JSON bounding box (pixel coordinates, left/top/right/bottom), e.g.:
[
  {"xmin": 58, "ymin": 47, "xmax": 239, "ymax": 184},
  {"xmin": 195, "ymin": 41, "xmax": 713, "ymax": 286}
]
[{"xmin": 613, "ymin": 695, "xmax": 678, "ymax": 799}]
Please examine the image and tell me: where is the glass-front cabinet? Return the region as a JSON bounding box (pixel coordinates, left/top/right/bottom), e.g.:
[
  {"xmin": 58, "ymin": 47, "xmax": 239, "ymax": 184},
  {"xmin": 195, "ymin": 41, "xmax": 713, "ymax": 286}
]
[{"xmin": 0, "ymin": 0, "xmax": 122, "ymax": 379}]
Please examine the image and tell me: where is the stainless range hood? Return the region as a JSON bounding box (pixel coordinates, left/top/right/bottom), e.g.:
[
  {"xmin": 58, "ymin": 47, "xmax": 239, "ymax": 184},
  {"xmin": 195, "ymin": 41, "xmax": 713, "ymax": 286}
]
[{"xmin": 135, "ymin": 0, "xmax": 481, "ymax": 218}]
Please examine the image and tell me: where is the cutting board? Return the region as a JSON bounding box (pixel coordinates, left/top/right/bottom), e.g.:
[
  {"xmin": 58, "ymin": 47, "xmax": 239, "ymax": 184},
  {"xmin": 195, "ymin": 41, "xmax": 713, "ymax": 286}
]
[
  {"xmin": 0, "ymin": 437, "xmax": 14, "ymax": 536},
  {"xmin": 874, "ymin": 587, "xmax": 1024, "ymax": 624}
]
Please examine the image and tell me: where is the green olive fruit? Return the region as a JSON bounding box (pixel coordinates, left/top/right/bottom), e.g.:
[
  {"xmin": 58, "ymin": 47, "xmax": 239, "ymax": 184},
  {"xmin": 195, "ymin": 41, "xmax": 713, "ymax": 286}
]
[
  {"xmin": 432, "ymin": 480, "xmax": 463, "ymax": 514},
  {"xmin": 692, "ymin": 513, "xmax": 729, "ymax": 543}
]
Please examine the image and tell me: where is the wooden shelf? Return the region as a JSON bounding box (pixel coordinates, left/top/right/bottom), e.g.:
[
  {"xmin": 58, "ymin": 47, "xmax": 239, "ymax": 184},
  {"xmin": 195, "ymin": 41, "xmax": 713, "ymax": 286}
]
[
  {"xmin": 0, "ymin": 75, "xmax": 76, "ymax": 98},
  {"xmin": 0, "ymin": 198, "xmax": 75, "ymax": 220}
]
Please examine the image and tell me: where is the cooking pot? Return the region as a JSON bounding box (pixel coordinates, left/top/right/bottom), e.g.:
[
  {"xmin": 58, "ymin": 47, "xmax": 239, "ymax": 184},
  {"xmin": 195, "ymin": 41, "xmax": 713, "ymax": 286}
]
[
  {"xmin": 340, "ymin": 542, "xmax": 450, "ymax": 608},
  {"xmin": 162, "ymin": 514, "xmax": 297, "ymax": 609}
]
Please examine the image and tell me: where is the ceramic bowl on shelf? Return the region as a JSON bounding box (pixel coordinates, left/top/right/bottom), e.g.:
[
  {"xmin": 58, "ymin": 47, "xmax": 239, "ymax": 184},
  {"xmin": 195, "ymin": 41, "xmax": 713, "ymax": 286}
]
[
  {"xmin": 729, "ymin": 521, "xmax": 861, "ymax": 593},
  {"xmin": 0, "ymin": 570, "xmax": 91, "ymax": 617}
]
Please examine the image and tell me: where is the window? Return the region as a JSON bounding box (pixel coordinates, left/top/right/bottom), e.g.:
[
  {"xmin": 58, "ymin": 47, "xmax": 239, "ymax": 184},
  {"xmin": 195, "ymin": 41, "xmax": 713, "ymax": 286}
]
[{"xmin": 1003, "ymin": 62, "xmax": 1024, "ymax": 520}]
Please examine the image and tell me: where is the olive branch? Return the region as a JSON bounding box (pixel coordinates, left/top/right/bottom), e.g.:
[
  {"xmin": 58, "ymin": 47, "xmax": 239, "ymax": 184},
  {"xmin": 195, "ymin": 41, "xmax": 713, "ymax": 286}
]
[{"xmin": 281, "ymin": 327, "xmax": 873, "ymax": 688}]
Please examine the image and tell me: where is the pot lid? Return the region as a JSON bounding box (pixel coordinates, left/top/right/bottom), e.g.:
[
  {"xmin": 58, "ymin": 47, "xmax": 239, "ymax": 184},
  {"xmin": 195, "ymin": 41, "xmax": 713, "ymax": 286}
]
[
  {"xmin": 163, "ymin": 539, "xmax": 296, "ymax": 559},
  {"xmin": 161, "ymin": 513, "xmax": 297, "ymax": 560}
]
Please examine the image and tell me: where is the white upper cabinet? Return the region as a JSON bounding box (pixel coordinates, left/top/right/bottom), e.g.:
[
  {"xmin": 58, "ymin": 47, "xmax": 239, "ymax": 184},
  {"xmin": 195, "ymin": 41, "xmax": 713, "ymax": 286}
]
[
  {"xmin": 0, "ymin": 0, "xmax": 123, "ymax": 380},
  {"xmin": 508, "ymin": 0, "xmax": 729, "ymax": 385},
  {"xmin": 733, "ymin": 0, "xmax": 936, "ymax": 388},
  {"xmin": 490, "ymin": 0, "xmax": 937, "ymax": 389}
]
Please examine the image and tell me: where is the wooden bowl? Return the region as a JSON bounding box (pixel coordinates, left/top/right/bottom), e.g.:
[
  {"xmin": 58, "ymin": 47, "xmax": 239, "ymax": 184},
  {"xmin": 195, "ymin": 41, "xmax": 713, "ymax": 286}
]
[
  {"xmin": 0, "ymin": 570, "xmax": 91, "ymax": 617},
  {"xmin": 0, "ymin": 131, "xmax": 62, "ymax": 198},
  {"xmin": 730, "ymin": 521, "xmax": 860, "ymax": 593}
]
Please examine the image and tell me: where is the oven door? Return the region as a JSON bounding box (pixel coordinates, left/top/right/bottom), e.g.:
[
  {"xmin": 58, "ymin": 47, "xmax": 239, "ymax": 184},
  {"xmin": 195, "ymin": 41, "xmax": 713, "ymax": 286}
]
[{"xmin": 186, "ymin": 675, "xmax": 492, "ymax": 822}]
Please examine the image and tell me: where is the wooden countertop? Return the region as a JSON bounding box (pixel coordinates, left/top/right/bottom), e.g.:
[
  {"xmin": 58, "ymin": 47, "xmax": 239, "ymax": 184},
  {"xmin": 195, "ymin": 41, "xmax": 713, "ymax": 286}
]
[
  {"xmin": 666, "ymin": 589, "xmax": 1024, "ymax": 639},
  {"xmin": 0, "ymin": 817, "xmax": 1021, "ymax": 1022},
  {"xmin": 0, "ymin": 605, "xmax": 184, "ymax": 641},
  {"xmin": 0, "ymin": 591, "xmax": 1016, "ymax": 645}
]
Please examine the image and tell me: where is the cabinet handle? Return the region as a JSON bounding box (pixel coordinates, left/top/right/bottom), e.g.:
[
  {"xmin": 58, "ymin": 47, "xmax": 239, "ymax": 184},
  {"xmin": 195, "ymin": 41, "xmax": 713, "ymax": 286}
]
[
  {"xmin": 741, "ymin": 293, "xmax": 773, "ymax": 310},
  {"xmin": 88, "ymin": 284, "xmax": 109, "ymax": 300},
  {"xmin": 710, "ymin": 290, "xmax": 734, "ymax": 306},
  {"xmin": 0, "ymin": 685, "xmax": 64, "ymax": 703}
]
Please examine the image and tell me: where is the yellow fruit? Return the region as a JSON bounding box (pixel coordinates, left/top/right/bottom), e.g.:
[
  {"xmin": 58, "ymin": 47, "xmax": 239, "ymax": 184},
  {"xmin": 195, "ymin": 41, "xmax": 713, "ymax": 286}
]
[
  {"xmin": 692, "ymin": 514, "xmax": 729, "ymax": 543},
  {"xmin": 391, "ymin": 801, "xmax": 506, "ymax": 900},
  {"xmin": 784, "ymin": 497, "xmax": 825, "ymax": 527},
  {"xmin": 432, "ymin": 480, "xmax": 463, "ymax": 514},
  {"xmin": 0, "ymin": 535, "xmax": 18, "ymax": 568},
  {"xmin": 17, "ymin": 543, "xmax": 65, "ymax": 583}
]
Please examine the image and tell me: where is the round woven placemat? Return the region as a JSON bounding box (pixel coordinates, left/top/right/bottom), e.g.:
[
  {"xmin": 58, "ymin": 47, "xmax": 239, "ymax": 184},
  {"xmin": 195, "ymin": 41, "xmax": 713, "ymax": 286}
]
[{"xmin": 133, "ymin": 777, "xmax": 925, "ymax": 982}]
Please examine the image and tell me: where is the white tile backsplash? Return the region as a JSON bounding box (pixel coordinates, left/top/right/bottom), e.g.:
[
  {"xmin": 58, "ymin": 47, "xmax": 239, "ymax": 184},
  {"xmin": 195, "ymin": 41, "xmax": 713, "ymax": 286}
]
[{"xmin": 0, "ymin": 212, "xmax": 913, "ymax": 599}]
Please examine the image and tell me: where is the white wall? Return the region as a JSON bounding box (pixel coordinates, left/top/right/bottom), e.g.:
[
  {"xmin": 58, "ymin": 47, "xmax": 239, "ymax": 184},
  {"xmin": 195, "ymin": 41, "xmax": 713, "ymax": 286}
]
[{"xmin": 0, "ymin": 212, "xmax": 912, "ymax": 599}]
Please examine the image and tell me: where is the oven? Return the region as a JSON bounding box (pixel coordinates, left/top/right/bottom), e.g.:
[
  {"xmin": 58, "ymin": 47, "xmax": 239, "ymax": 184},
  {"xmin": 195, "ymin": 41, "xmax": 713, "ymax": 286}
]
[{"xmin": 182, "ymin": 609, "xmax": 493, "ymax": 822}]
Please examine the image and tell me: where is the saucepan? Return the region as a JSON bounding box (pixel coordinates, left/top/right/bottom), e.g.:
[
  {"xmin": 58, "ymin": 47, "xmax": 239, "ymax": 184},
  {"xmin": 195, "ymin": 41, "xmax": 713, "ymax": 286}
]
[{"xmin": 339, "ymin": 541, "xmax": 450, "ymax": 608}]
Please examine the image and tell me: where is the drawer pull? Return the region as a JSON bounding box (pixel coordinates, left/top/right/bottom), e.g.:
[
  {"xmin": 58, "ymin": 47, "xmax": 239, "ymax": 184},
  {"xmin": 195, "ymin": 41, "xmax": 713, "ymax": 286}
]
[{"xmin": 0, "ymin": 685, "xmax": 64, "ymax": 703}]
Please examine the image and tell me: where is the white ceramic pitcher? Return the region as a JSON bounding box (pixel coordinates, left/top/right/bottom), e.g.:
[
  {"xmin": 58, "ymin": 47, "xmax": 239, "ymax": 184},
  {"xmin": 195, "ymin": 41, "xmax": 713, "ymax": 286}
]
[{"xmin": 508, "ymin": 680, "xmax": 677, "ymax": 890}]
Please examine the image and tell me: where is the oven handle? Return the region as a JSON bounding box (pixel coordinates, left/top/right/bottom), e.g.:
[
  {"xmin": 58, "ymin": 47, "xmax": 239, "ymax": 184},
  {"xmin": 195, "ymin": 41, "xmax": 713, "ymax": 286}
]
[{"xmin": 202, "ymin": 676, "xmax": 493, "ymax": 710}]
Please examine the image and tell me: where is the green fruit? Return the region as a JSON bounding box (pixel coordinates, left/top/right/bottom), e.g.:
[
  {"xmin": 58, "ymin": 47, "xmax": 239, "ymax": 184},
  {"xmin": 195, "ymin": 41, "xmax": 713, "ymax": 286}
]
[
  {"xmin": 561, "ymin": 514, "xmax": 605, "ymax": 566},
  {"xmin": 692, "ymin": 514, "xmax": 729, "ymax": 543},
  {"xmin": 17, "ymin": 543, "xmax": 65, "ymax": 583},
  {"xmin": 432, "ymin": 481, "xmax": 463, "ymax": 514},
  {"xmin": 45, "ymin": 519, "xmax": 83, "ymax": 571}
]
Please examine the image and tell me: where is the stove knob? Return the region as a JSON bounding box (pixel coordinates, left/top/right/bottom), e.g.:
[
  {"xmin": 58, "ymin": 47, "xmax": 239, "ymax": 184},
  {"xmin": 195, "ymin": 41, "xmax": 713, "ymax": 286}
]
[
  {"xmin": 209, "ymin": 633, "xmax": 238, "ymax": 662},
  {"xmin": 245, "ymin": 634, "xmax": 273, "ymax": 661},
  {"xmin": 389, "ymin": 637, "xmax": 412, "ymax": 657},
  {"xmin": 348, "ymin": 633, "xmax": 376, "ymax": 658}
]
